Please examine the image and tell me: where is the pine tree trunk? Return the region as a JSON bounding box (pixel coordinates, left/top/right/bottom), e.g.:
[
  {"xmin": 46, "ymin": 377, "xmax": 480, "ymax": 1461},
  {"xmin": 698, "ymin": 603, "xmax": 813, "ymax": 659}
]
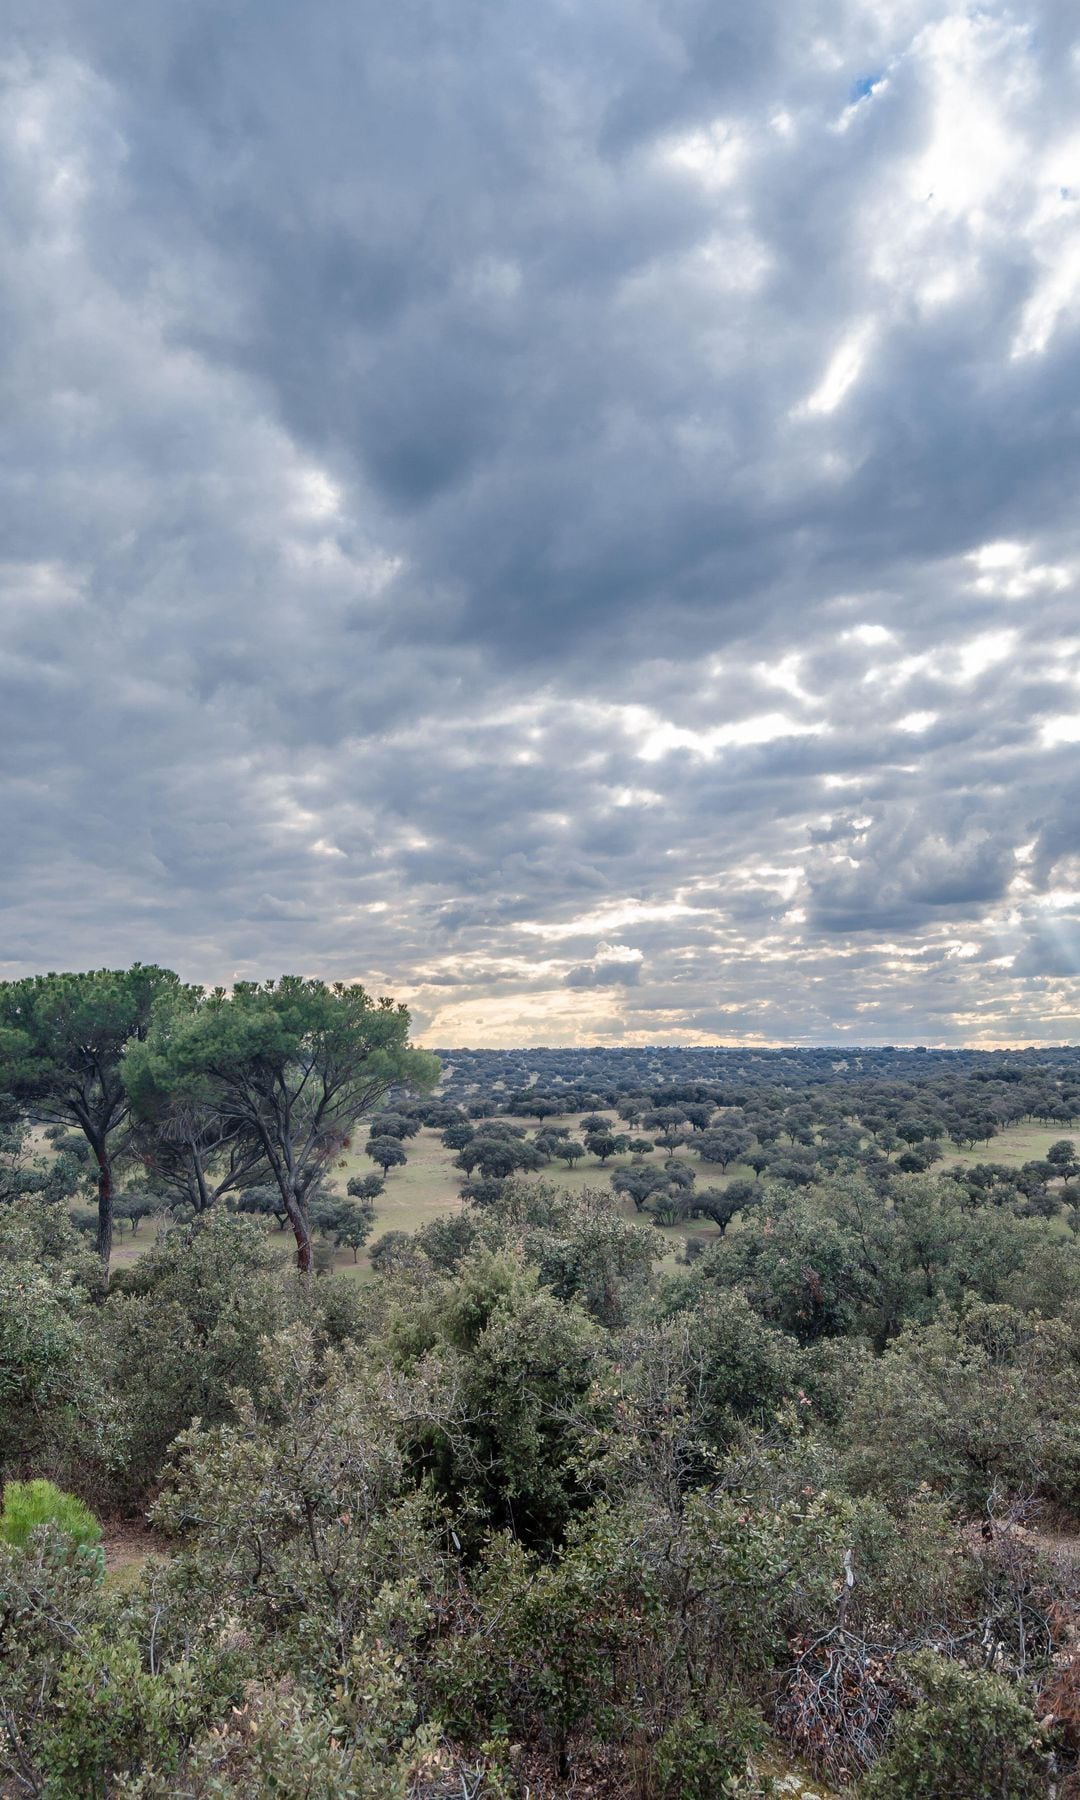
[
  {"xmin": 285, "ymin": 1191, "xmax": 312, "ymax": 1272},
  {"xmin": 96, "ymin": 1153, "xmax": 113, "ymax": 1275}
]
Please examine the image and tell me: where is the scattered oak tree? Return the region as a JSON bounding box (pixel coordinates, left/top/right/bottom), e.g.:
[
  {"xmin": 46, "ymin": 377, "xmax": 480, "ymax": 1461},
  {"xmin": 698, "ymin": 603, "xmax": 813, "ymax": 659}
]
[{"xmin": 366, "ymin": 1135, "xmax": 408, "ymax": 1176}]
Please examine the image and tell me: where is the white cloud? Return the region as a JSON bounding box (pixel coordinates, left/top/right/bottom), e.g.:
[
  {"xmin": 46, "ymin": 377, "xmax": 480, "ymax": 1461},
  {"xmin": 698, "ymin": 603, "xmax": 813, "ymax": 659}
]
[
  {"xmin": 950, "ymin": 630, "xmax": 1017, "ymax": 684},
  {"xmin": 844, "ymin": 623, "xmax": 895, "ymax": 646},
  {"xmin": 800, "ymin": 324, "xmax": 873, "ymax": 416},
  {"xmin": 1041, "ymin": 717, "xmax": 1080, "ymax": 748},
  {"xmin": 635, "ymin": 712, "xmax": 825, "ymax": 762},
  {"xmin": 659, "ymin": 119, "xmax": 745, "ymax": 188},
  {"xmin": 517, "ymin": 901, "xmax": 697, "ymax": 942}
]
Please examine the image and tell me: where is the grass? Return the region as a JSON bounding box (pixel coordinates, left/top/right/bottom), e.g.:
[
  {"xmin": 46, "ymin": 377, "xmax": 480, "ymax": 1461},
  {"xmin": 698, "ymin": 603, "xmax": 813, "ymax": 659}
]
[
  {"xmin": 197, "ymin": 1112, "xmax": 733, "ymax": 1279},
  {"xmin": 104, "ymin": 1115, "xmax": 1080, "ymax": 1278},
  {"xmin": 941, "ymin": 1123, "xmax": 1080, "ymax": 1169},
  {"xmin": 109, "ymin": 1235, "xmax": 153, "ymax": 1270},
  {"xmin": 324, "ymin": 1112, "xmax": 744, "ymax": 1276}
]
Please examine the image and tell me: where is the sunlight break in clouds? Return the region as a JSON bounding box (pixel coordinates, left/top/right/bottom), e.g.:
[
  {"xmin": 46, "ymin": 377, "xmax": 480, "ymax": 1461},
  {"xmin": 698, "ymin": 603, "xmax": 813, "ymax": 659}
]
[{"xmin": 800, "ymin": 324, "xmax": 874, "ymax": 416}]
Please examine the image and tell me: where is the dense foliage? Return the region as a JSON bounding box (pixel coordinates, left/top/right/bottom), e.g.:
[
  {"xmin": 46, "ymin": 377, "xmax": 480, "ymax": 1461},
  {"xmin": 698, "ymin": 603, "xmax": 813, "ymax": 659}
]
[{"xmin": 3, "ymin": 981, "xmax": 1080, "ymax": 1793}]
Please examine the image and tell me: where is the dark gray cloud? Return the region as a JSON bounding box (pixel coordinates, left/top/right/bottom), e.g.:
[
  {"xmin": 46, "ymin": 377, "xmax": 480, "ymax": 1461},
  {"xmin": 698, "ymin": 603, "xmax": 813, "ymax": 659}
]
[
  {"xmin": 564, "ymin": 945, "xmax": 645, "ymax": 990},
  {"xmin": 1, "ymin": 1, "xmax": 1080, "ymax": 1043}
]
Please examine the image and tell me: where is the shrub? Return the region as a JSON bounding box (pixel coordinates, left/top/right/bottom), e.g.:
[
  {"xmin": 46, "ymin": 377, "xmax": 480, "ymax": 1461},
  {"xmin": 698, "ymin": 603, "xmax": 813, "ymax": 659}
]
[
  {"xmin": 38, "ymin": 1630, "xmax": 194, "ymax": 1793},
  {"xmin": 650, "ymin": 1701, "xmax": 764, "ymax": 1798},
  {"xmin": 0, "ymin": 1531, "xmax": 107, "ymax": 1788},
  {"xmin": 369, "ymin": 1230, "xmax": 413, "ymax": 1272},
  {"xmin": 96, "ymin": 1211, "xmax": 284, "ymax": 1498},
  {"xmin": 862, "ymin": 1651, "xmax": 1048, "ymax": 1799},
  {"xmin": 0, "ymin": 1259, "xmax": 89, "ymax": 1468}
]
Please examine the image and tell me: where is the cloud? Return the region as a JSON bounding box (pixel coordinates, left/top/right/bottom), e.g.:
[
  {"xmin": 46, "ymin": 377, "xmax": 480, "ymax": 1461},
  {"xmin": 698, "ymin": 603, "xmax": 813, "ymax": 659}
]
[
  {"xmin": 1, "ymin": 2, "xmax": 1079, "ymax": 1044},
  {"xmin": 564, "ymin": 943, "xmax": 645, "ymax": 989}
]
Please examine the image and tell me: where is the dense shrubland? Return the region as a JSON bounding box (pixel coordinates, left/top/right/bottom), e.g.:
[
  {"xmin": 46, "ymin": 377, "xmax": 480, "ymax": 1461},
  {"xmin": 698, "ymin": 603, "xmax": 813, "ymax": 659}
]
[
  {"xmin": 4, "ymin": 1179, "xmax": 1080, "ymax": 1793},
  {"xmin": 3, "ymin": 974, "xmax": 1080, "ymax": 1793}
]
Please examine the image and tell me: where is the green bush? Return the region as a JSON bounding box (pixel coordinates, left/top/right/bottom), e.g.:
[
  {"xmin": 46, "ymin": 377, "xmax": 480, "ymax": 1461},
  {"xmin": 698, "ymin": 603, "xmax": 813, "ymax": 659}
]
[
  {"xmin": 0, "ymin": 1258, "xmax": 89, "ymax": 1469},
  {"xmin": 650, "ymin": 1701, "xmax": 764, "ymax": 1798},
  {"xmin": 40, "ymin": 1631, "xmax": 186, "ymax": 1794},
  {"xmin": 0, "ymin": 1478, "xmax": 102, "ymax": 1562},
  {"xmin": 0, "ymin": 1530, "xmax": 107, "ymax": 1789},
  {"xmin": 862, "ymin": 1651, "xmax": 1048, "ymax": 1799},
  {"xmin": 97, "ymin": 1211, "xmax": 285, "ymax": 1498}
]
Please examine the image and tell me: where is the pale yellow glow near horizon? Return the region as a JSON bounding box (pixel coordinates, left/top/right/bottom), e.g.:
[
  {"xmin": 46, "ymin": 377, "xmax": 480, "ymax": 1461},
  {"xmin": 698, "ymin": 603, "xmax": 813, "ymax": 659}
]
[{"xmin": 408, "ymin": 997, "xmax": 1071, "ymax": 1053}]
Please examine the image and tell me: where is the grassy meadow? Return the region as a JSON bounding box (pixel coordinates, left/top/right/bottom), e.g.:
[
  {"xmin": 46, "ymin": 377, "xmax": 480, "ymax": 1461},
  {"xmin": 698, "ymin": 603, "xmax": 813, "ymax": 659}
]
[{"xmin": 100, "ymin": 1113, "xmax": 1080, "ymax": 1279}]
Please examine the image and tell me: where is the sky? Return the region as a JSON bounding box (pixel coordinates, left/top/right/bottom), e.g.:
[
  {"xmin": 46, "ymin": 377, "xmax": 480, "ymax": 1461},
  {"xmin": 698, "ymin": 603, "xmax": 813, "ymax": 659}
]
[{"xmin": 2, "ymin": 0, "xmax": 1080, "ymax": 1047}]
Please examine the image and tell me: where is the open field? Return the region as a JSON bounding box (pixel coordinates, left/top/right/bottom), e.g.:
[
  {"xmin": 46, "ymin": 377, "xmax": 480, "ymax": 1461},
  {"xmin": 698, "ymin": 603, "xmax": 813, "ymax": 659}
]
[
  {"xmin": 100, "ymin": 1109, "xmax": 740, "ymax": 1275},
  {"xmin": 100, "ymin": 1114, "xmax": 1080, "ymax": 1278},
  {"xmin": 327, "ymin": 1111, "xmax": 714, "ymax": 1276},
  {"xmin": 942, "ymin": 1123, "xmax": 1080, "ymax": 1168},
  {"xmin": 321, "ymin": 1112, "xmax": 1080, "ymax": 1276}
]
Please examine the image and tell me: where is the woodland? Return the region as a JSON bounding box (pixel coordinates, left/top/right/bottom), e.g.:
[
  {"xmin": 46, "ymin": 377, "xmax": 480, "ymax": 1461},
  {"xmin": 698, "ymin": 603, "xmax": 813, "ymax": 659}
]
[{"xmin": 2, "ymin": 968, "xmax": 1080, "ymax": 1796}]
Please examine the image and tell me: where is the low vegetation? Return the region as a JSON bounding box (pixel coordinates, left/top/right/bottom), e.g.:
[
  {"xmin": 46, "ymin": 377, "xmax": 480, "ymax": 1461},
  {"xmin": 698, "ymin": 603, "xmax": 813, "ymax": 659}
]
[{"xmin": 3, "ymin": 967, "xmax": 1080, "ymax": 1793}]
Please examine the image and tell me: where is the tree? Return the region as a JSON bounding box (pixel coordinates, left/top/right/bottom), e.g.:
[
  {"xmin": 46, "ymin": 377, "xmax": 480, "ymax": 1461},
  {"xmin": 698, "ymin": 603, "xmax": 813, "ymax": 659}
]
[
  {"xmin": 612, "ymin": 1166, "xmax": 665, "ymax": 1212},
  {"xmin": 612, "ymin": 1163, "xmax": 691, "ymax": 1213},
  {"xmin": 0, "ymin": 965, "xmax": 188, "ymax": 1272},
  {"xmin": 310, "ymin": 1193, "xmax": 375, "ymax": 1262},
  {"xmin": 585, "ymin": 1131, "xmax": 627, "ymax": 1165},
  {"xmin": 112, "ymin": 1190, "xmax": 159, "ymax": 1237},
  {"xmin": 0, "ymin": 1119, "xmax": 85, "ymax": 1213},
  {"xmin": 123, "ymin": 978, "xmax": 437, "ymax": 1272},
  {"xmin": 696, "ymin": 1129, "xmax": 752, "ymax": 1171},
  {"xmin": 643, "ymin": 1108, "xmax": 689, "ymax": 1151},
  {"xmin": 367, "ymin": 1135, "xmax": 408, "ymax": 1176},
  {"xmin": 128, "ymin": 1086, "xmax": 267, "ymax": 1217},
  {"xmin": 416, "ymin": 1100, "xmax": 465, "ymax": 1130},
  {"xmin": 557, "ymin": 1138, "xmax": 586, "ymax": 1168},
  {"xmin": 534, "ymin": 1127, "xmax": 569, "ymax": 1159},
  {"xmin": 347, "ymin": 1172, "xmax": 384, "ymax": 1203},
  {"xmin": 780, "ymin": 1105, "xmax": 815, "ymax": 1145},
  {"xmin": 441, "ymin": 1121, "xmax": 475, "ymax": 1152},
  {"xmin": 663, "ymin": 1158, "xmax": 696, "ymax": 1194},
  {"xmin": 1046, "ymin": 1138, "xmax": 1079, "ymax": 1174},
  {"xmin": 458, "ymin": 1136, "xmax": 546, "ymax": 1182},
  {"xmin": 368, "ymin": 1111, "xmax": 420, "ymax": 1141},
  {"xmin": 233, "ymin": 1184, "xmax": 291, "ymax": 1230},
  {"xmin": 690, "ymin": 1182, "xmax": 757, "ymax": 1236},
  {"xmin": 463, "ymin": 1174, "xmax": 512, "ymax": 1208},
  {"xmin": 513, "ymin": 1092, "xmax": 563, "ymax": 1121},
  {"xmin": 764, "ymin": 1147, "xmax": 818, "ymax": 1187},
  {"xmin": 897, "ymin": 1117, "xmax": 943, "ymax": 1148}
]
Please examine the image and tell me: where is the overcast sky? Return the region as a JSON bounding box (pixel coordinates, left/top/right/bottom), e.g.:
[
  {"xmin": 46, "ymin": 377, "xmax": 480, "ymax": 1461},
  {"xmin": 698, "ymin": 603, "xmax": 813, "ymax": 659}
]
[{"xmin": 3, "ymin": 1, "xmax": 1080, "ymax": 1046}]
